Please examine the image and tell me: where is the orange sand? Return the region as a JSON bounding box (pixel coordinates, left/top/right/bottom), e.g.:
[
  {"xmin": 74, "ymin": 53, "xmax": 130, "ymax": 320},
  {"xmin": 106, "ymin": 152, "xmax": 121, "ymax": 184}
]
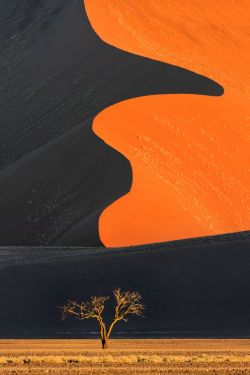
[
  {"xmin": 85, "ymin": 0, "xmax": 250, "ymax": 96},
  {"xmin": 85, "ymin": 1, "xmax": 250, "ymax": 247}
]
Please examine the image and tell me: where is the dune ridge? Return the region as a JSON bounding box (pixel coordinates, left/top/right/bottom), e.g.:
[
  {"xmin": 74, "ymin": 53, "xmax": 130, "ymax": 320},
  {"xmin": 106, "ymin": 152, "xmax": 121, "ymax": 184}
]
[
  {"xmin": 0, "ymin": 0, "xmax": 222, "ymax": 246},
  {"xmin": 86, "ymin": 1, "xmax": 250, "ymax": 247}
]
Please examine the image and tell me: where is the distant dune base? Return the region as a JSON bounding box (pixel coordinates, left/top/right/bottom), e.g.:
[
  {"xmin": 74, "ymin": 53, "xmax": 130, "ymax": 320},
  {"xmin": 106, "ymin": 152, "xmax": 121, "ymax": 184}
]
[{"xmin": 0, "ymin": 231, "xmax": 249, "ymax": 338}]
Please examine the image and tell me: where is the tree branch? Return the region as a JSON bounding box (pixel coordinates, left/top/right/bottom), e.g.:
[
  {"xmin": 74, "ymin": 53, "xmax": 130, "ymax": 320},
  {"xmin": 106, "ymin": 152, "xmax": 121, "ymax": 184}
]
[{"xmin": 107, "ymin": 288, "xmax": 145, "ymax": 338}]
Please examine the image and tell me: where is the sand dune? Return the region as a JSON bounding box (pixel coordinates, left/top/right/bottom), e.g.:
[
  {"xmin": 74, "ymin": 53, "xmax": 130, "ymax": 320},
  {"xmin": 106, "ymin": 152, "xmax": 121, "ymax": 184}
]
[
  {"xmin": 87, "ymin": 0, "xmax": 250, "ymax": 247},
  {"xmin": 0, "ymin": 232, "xmax": 249, "ymax": 338},
  {"xmin": 94, "ymin": 94, "xmax": 250, "ymax": 246},
  {"xmin": 85, "ymin": 0, "xmax": 250, "ymax": 96},
  {"xmin": 1, "ymin": 0, "xmax": 249, "ymax": 343},
  {"xmin": 0, "ymin": 119, "xmax": 130, "ymax": 246},
  {"xmin": 1, "ymin": 1, "xmax": 249, "ymax": 247},
  {"xmin": 0, "ymin": 0, "xmax": 223, "ymax": 245}
]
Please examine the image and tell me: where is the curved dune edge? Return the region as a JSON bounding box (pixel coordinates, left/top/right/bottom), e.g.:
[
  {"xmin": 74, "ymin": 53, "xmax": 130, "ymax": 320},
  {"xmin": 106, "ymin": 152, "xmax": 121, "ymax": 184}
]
[
  {"xmin": 84, "ymin": 0, "xmax": 250, "ymax": 97},
  {"xmin": 86, "ymin": 1, "xmax": 250, "ymax": 247},
  {"xmin": 93, "ymin": 95, "xmax": 250, "ymax": 246}
]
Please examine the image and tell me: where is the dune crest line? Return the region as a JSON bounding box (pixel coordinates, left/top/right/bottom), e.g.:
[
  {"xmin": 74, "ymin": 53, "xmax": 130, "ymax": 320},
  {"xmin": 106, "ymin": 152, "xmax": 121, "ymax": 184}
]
[{"xmin": 85, "ymin": 0, "xmax": 250, "ymax": 247}]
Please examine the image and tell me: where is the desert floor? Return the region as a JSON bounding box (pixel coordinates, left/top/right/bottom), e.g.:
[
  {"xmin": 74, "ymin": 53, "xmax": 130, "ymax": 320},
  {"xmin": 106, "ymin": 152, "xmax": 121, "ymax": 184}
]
[{"xmin": 0, "ymin": 339, "xmax": 250, "ymax": 374}]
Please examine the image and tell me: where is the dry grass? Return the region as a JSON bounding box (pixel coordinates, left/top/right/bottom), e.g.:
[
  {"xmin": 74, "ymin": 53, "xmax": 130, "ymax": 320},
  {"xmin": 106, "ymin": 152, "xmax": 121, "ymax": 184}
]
[{"xmin": 0, "ymin": 339, "xmax": 250, "ymax": 374}]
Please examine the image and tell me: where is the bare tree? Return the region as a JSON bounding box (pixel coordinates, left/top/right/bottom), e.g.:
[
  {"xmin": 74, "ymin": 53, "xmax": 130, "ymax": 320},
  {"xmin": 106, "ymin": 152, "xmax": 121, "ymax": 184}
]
[{"xmin": 60, "ymin": 287, "xmax": 145, "ymax": 349}]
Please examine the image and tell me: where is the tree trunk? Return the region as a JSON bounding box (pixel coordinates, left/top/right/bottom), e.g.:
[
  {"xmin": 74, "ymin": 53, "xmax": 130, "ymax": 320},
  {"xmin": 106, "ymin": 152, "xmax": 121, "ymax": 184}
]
[
  {"xmin": 101, "ymin": 337, "xmax": 108, "ymax": 349},
  {"xmin": 100, "ymin": 323, "xmax": 108, "ymax": 349}
]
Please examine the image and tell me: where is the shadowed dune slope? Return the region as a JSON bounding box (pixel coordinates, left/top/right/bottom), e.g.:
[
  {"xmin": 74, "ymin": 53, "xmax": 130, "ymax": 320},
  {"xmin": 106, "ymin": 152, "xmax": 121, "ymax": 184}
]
[
  {"xmin": 0, "ymin": 232, "xmax": 249, "ymax": 338},
  {"xmin": 0, "ymin": 120, "xmax": 130, "ymax": 246},
  {"xmin": 86, "ymin": 0, "xmax": 250, "ymax": 247},
  {"xmin": 0, "ymin": 0, "xmax": 222, "ymax": 245}
]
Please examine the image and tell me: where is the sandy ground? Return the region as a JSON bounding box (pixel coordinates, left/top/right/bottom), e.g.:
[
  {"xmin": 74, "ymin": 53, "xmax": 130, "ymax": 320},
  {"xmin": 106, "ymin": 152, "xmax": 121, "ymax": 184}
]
[{"xmin": 0, "ymin": 339, "xmax": 249, "ymax": 374}]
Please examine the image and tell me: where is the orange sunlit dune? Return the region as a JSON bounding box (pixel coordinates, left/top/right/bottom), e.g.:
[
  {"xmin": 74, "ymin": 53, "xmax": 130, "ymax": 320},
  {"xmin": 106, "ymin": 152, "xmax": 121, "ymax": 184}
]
[
  {"xmin": 93, "ymin": 95, "xmax": 250, "ymax": 246},
  {"xmin": 85, "ymin": 1, "xmax": 250, "ymax": 247},
  {"xmin": 85, "ymin": 0, "xmax": 250, "ymax": 96}
]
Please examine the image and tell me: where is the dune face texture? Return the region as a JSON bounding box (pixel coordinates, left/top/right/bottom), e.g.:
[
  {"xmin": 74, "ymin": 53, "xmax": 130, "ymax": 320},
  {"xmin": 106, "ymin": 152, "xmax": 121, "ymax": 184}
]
[
  {"xmin": 85, "ymin": 0, "xmax": 250, "ymax": 247},
  {"xmin": 0, "ymin": 0, "xmax": 249, "ymax": 246},
  {"xmin": 94, "ymin": 96, "xmax": 250, "ymax": 246},
  {"xmin": 0, "ymin": 0, "xmax": 224, "ymax": 246}
]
